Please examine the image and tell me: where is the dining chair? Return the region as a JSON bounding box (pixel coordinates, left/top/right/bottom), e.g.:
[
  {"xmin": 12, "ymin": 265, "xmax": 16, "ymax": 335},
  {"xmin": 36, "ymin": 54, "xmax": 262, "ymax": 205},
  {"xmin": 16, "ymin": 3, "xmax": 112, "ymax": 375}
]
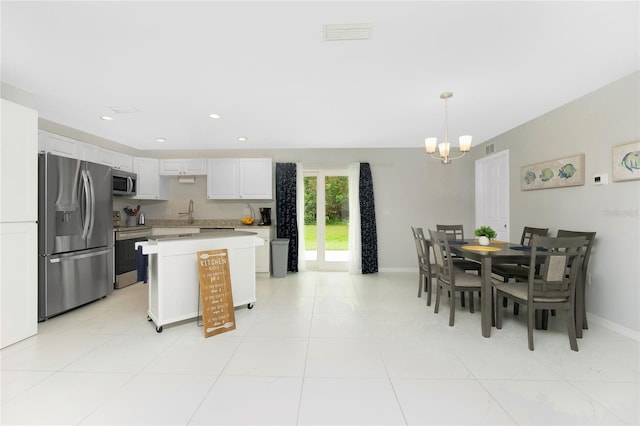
[
  {"xmin": 492, "ymin": 226, "xmax": 549, "ymax": 315},
  {"xmin": 410, "ymin": 226, "xmax": 436, "ymax": 305},
  {"xmin": 557, "ymin": 229, "xmax": 596, "ymax": 336},
  {"xmin": 492, "ymin": 226, "xmax": 549, "ymax": 283},
  {"xmin": 493, "ymin": 234, "xmax": 586, "ymax": 351},
  {"xmin": 429, "ymin": 229, "xmax": 482, "ymax": 326},
  {"xmin": 436, "ymin": 224, "xmax": 482, "ymax": 307}
]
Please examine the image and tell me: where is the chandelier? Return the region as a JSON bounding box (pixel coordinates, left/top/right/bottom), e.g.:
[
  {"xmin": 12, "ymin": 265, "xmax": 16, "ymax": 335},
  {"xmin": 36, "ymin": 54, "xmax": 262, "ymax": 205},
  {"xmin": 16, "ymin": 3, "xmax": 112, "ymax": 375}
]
[{"xmin": 424, "ymin": 92, "xmax": 472, "ymax": 164}]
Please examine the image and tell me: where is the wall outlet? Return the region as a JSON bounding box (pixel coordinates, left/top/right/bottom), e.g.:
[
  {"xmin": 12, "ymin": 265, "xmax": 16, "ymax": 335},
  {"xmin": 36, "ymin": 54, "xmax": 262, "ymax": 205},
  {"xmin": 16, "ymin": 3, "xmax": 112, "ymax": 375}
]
[{"xmin": 593, "ymin": 173, "xmax": 608, "ymax": 185}]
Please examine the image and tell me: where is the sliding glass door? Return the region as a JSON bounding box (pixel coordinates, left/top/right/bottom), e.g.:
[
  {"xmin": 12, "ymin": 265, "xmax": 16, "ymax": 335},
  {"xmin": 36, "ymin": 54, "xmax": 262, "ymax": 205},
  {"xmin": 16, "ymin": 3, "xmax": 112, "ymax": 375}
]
[{"xmin": 304, "ymin": 170, "xmax": 349, "ymax": 271}]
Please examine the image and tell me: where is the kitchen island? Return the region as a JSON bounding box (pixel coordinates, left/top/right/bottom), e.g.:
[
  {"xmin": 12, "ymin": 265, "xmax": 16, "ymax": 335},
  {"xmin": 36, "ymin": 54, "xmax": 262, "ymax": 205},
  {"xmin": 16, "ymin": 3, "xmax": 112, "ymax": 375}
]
[{"xmin": 136, "ymin": 230, "xmax": 263, "ymax": 332}]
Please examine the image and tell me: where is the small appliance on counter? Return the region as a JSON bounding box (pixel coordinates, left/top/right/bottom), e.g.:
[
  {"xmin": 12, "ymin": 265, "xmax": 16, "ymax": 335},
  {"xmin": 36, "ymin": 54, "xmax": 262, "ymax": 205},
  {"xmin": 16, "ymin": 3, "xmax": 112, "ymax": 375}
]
[{"xmin": 259, "ymin": 208, "xmax": 271, "ymax": 225}]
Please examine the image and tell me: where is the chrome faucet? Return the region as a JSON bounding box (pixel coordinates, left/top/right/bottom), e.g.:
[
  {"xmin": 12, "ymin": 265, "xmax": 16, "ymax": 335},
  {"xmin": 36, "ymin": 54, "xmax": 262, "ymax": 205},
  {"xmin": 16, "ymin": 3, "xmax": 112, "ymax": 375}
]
[{"xmin": 179, "ymin": 199, "xmax": 194, "ymax": 224}]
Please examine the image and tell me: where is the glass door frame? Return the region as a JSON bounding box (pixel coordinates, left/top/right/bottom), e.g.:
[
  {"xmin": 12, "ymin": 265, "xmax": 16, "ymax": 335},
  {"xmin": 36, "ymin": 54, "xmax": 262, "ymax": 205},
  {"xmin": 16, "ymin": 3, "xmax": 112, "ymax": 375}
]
[{"xmin": 303, "ymin": 169, "xmax": 348, "ymax": 272}]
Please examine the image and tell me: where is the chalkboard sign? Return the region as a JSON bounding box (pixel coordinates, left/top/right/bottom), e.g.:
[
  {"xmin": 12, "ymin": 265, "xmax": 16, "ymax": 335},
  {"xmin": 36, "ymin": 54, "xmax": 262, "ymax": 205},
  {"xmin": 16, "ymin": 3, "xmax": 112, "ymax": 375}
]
[{"xmin": 197, "ymin": 249, "xmax": 236, "ymax": 338}]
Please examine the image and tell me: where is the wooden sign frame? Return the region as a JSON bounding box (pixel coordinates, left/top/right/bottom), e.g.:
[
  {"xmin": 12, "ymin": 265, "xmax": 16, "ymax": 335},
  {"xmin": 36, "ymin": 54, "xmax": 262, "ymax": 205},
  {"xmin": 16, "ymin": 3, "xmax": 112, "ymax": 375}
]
[{"xmin": 197, "ymin": 249, "xmax": 236, "ymax": 337}]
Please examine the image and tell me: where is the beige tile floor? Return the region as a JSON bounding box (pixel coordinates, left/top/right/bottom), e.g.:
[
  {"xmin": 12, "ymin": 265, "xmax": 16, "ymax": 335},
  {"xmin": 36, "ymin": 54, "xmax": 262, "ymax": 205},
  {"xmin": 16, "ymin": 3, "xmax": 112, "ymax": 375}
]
[{"xmin": 1, "ymin": 271, "xmax": 638, "ymax": 425}]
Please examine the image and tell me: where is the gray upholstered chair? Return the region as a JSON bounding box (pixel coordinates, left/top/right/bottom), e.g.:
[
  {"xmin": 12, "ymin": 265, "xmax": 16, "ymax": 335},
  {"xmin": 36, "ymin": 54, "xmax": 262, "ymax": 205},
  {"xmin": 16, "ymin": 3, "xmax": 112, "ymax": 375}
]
[
  {"xmin": 492, "ymin": 226, "xmax": 549, "ymax": 315},
  {"xmin": 436, "ymin": 224, "xmax": 481, "ymax": 307},
  {"xmin": 411, "ymin": 226, "xmax": 436, "ymax": 305},
  {"xmin": 493, "ymin": 235, "xmax": 586, "ymax": 351},
  {"xmin": 429, "ymin": 229, "xmax": 482, "ymax": 326},
  {"xmin": 557, "ymin": 230, "xmax": 596, "ymax": 337},
  {"xmin": 492, "ymin": 226, "xmax": 549, "ymax": 283}
]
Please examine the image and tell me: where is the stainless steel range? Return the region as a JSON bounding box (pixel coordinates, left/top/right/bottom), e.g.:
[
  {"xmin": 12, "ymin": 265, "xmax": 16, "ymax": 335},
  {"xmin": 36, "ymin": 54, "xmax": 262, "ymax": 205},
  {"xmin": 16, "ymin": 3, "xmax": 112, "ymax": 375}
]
[{"xmin": 113, "ymin": 212, "xmax": 151, "ymax": 289}]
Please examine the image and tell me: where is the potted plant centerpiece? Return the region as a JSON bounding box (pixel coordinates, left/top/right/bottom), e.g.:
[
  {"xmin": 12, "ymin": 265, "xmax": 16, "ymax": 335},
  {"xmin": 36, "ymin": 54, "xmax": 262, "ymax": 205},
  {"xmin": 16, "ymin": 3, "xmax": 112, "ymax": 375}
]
[{"xmin": 474, "ymin": 225, "xmax": 497, "ymax": 246}]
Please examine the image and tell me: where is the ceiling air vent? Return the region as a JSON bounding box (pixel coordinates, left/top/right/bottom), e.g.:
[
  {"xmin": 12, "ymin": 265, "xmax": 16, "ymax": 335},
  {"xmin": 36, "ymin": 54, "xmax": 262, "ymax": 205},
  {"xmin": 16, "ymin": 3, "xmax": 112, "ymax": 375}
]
[
  {"xmin": 323, "ymin": 23, "xmax": 373, "ymax": 41},
  {"xmin": 110, "ymin": 105, "xmax": 139, "ymax": 114},
  {"xmin": 485, "ymin": 143, "xmax": 495, "ymax": 156}
]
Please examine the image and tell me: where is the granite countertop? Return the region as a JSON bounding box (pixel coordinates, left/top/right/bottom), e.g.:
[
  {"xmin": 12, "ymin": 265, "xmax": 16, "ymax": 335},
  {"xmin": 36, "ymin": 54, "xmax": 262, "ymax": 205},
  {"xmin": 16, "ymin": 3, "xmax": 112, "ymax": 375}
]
[
  {"xmin": 145, "ymin": 219, "xmax": 273, "ymax": 229},
  {"xmin": 148, "ymin": 229, "xmax": 258, "ymax": 242}
]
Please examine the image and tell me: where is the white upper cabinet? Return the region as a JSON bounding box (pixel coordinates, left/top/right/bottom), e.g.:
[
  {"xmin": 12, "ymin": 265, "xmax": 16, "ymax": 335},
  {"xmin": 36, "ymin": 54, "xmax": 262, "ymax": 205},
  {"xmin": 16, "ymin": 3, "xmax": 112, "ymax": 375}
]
[
  {"xmin": 133, "ymin": 157, "xmax": 169, "ymax": 200},
  {"xmin": 207, "ymin": 158, "xmax": 272, "ymax": 200},
  {"xmin": 159, "ymin": 159, "xmax": 207, "ymax": 175},
  {"xmin": 98, "ymin": 149, "xmax": 133, "ymax": 171},
  {"xmin": 38, "ymin": 131, "xmax": 78, "ymax": 158},
  {"xmin": 38, "ymin": 130, "xmax": 133, "ymax": 172}
]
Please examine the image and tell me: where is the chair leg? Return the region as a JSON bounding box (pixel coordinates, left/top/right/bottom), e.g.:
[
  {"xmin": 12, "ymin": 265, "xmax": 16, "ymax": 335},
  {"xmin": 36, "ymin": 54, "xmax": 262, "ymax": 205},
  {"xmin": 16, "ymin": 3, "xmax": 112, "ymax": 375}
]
[
  {"xmin": 468, "ymin": 291, "xmax": 475, "ymax": 313},
  {"xmin": 513, "ymin": 302, "xmax": 519, "ymax": 316},
  {"xmin": 434, "ymin": 283, "xmax": 442, "ymax": 314},
  {"xmin": 449, "ymin": 290, "xmax": 455, "ymax": 326},
  {"xmin": 460, "ymin": 292, "xmax": 466, "ymax": 308},
  {"xmin": 566, "ymin": 307, "xmax": 579, "ymax": 351},
  {"xmin": 425, "ymin": 275, "xmax": 432, "ymax": 307},
  {"xmin": 541, "ymin": 310, "xmax": 549, "ymax": 330},
  {"xmin": 502, "ymin": 298, "xmax": 508, "ymax": 308},
  {"xmin": 418, "ymin": 271, "xmax": 423, "ymax": 298},
  {"xmin": 527, "ymin": 304, "xmax": 535, "ymax": 351}
]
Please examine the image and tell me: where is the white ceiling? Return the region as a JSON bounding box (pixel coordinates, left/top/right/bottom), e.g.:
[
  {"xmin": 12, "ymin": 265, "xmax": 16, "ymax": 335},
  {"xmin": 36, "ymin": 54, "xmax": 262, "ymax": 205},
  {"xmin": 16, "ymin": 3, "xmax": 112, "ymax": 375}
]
[{"xmin": 2, "ymin": 1, "xmax": 638, "ymax": 151}]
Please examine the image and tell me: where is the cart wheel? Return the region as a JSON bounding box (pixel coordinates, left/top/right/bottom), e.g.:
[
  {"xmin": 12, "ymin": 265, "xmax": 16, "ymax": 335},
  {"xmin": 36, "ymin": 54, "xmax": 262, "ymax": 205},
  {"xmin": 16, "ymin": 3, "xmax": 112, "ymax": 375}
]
[
  {"xmin": 247, "ymin": 303, "xmax": 254, "ymax": 309},
  {"xmin": 156, "ymin": 326, "xmax": 163, "ymax": 333}
]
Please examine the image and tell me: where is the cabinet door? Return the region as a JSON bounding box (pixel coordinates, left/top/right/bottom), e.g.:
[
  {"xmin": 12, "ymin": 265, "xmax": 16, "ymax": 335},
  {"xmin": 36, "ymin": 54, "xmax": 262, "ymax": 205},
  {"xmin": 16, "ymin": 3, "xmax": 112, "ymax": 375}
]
[
  {"xmin": 78, "ymin": 142, "xmax": 98, "ymax": 163},
  {"xmin": 113, "ymin": 152, "xmax": 133, "ymax": 171},
  {"xmin": 133, "ymin": 157, "xmax": 168, "ymax": 200},
  {"xmin": 239, "ymin": 158, "xmax": 273, "ymax": 199},
  {"xmin": 42, "ymin": 132, "xmax": 78, "ymax": 159},
  {"xmin": 1, "ymin": 222, "xmax": 38, "ymax": 348},
  {"xmin": 182, "ymin": 159, "xmax": 207, "ymax": 175},
  {"xmin": 1, "ymin": 100, "xmax": 38, "ymax": 222},
  {"xmin": 159, "ymin": 160, "xmax": 183, "ymax": 175},
  {"xmin": 207, "ymin": 159, "xmax": 239, "ymax": 199}
]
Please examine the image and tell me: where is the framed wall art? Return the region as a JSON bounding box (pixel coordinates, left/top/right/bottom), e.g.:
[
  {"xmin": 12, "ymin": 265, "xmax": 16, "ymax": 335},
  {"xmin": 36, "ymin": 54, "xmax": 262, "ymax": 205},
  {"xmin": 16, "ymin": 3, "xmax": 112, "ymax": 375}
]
[
  {"xmin": 612, "ymin": 141, "xmax": 640, "ymax": 182},
  {"xmin": 521, "ymin": 153, "xmax": 585, "ymax": 191}
]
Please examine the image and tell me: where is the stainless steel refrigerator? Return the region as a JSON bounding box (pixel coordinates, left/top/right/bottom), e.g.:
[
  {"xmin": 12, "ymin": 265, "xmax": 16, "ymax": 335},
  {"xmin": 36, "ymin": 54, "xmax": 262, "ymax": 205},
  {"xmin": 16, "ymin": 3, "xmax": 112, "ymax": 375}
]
[{"xmin": 38, "ymin": 153, "xmax": 114, "ymax": 321}]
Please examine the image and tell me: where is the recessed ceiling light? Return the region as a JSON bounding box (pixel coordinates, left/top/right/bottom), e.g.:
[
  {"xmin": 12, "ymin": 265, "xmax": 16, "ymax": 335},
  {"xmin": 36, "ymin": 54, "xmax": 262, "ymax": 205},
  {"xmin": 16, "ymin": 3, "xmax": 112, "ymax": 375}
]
[
  {"xmin": 100, "ymin": 115, "xmax": 113, "ymax": 121},
  {"xmin": 156, "ymin": 137, "xmax": 166, "ymax": 143},
  {"xmin": 209, "ymin": 113, "xmax": 221, "ymax": 119},
  {"xmin": 237, "ymin": 137, "xmax": 247, "ymax": 142}
]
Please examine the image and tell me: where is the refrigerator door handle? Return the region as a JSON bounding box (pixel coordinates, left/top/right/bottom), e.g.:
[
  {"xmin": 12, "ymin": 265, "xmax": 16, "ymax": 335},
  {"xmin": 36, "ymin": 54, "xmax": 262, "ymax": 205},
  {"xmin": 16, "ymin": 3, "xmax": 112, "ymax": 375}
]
[
  {"xmin": 80, "ymin": 169, "xmax": 91, "ymax": 240},
  {"xmin": 86, "ymin": 169, "xmax": 96, "ymax": 239},
  {"xmin": 49, "ymin": 248, "xmax": 112, "ymax": 263}
]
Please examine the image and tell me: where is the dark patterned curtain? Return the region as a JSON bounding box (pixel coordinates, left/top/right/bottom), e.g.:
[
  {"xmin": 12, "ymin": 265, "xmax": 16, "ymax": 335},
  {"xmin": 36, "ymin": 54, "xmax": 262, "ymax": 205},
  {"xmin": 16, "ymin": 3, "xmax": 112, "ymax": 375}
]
[
  {"xmin": 359, "ymin": 163, "xmax": 378, "ymax": 274},
  {"xmin": 275, "ymin": 163, "xmax": 298, "ymax": 272}
]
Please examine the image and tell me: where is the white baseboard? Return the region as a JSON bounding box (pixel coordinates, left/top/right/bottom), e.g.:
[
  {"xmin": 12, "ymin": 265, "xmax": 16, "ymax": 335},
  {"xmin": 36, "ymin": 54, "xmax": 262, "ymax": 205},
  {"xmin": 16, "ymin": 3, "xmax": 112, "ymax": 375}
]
[
  {"xmin": 379, "ymin": 267, "xmax": 416, "ymax": 273},
  {"xmin": 587, "ymin": 313, "xmax": 640, "ymax": 341}
]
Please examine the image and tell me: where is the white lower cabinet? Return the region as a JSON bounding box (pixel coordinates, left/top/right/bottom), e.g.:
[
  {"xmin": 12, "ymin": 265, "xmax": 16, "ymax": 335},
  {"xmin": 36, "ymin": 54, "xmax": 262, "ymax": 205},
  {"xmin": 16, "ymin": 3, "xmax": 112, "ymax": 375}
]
[{"xmin": 236, "ymin": 227, "xmax": 273, "ymax": 273}]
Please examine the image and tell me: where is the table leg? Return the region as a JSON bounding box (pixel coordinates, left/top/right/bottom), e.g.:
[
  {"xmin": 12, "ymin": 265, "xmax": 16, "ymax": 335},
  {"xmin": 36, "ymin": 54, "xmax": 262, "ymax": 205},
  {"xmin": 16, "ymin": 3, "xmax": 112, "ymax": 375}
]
[{"xmin": 481, "ymin": 256, "xmax": 492, "ymax": 338}]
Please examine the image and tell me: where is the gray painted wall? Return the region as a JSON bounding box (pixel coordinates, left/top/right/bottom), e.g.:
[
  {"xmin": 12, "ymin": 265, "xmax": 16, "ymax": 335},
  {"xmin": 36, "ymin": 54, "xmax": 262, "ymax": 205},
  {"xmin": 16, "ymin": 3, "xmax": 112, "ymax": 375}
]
[{"xmin": 471, "ymin": 72, "xmax": 639, "ymax": 333}]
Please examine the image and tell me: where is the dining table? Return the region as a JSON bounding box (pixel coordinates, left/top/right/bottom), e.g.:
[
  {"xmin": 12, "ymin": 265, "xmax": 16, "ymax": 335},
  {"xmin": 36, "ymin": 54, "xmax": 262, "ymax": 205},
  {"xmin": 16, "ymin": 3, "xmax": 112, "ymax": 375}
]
[{"xmin": 446, "ymin": 239, "xmax": 539, "ymax": 338}]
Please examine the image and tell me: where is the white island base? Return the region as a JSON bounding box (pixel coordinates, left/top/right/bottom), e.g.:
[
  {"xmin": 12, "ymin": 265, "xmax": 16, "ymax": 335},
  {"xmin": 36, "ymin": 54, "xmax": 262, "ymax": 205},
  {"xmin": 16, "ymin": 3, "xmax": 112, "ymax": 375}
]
[{"xmin": 137, "ymin": 230, "xmax": 263, "ymax": 332}]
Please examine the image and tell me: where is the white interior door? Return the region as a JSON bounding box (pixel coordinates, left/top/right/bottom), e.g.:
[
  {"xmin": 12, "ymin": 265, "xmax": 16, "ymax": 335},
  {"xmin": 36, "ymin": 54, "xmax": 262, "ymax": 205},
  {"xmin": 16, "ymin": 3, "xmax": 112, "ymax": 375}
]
[{"xmin": 475, "ymin": 150, "xmax": 510, "ymax": 241}]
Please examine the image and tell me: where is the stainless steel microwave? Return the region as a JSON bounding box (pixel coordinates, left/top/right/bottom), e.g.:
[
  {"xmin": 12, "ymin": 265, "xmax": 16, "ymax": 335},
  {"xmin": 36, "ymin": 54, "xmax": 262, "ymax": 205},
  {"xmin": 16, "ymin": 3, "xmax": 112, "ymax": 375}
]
[{"xmin": 112, "ymin": 169, "xmax": 137, "ymax": 196}]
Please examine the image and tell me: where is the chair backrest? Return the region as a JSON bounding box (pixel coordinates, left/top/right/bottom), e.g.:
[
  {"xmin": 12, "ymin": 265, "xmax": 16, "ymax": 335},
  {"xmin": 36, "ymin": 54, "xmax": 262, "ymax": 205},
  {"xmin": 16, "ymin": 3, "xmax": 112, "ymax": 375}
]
[
  {"xmin": 521, "ymin": 227, "xmax": 549, "ymax": 246},
  {"xmin": 411, "ymin": 226, "xmax": 430, "ymax": 266},
  {"xmin": 436, "ymin": 224, "xmax": 465, "ymax": 241},
  {"xmin": 529, "ymin": 235, "xmax": 586, "ymax": 300},
  {"xmin": 429, "ymin": 229, "xmax": 455, "ymax": 286},
  {"xmin": 556, "ymin": 230, "xmax": 596, "ymax": 277}
]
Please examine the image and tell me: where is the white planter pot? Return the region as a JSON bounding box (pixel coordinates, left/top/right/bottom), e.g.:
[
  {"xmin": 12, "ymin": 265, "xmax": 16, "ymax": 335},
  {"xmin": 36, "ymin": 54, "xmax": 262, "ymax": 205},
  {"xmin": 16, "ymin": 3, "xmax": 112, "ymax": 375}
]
[{"xmin": 478, "ymin": 236, "xmax": 490, "ymax": 246}]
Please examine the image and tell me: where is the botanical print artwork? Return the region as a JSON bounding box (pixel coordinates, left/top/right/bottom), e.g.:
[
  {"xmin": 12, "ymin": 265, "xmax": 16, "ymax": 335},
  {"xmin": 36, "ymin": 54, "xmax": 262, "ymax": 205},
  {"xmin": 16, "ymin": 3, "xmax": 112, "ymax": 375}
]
[
  {"xmin": 612, "ymin": 141, "xmax": 640, "ymax": 182},
  {"xmin": 521, "ymin": 154, "xmax": 585, "ymax": 190}
]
